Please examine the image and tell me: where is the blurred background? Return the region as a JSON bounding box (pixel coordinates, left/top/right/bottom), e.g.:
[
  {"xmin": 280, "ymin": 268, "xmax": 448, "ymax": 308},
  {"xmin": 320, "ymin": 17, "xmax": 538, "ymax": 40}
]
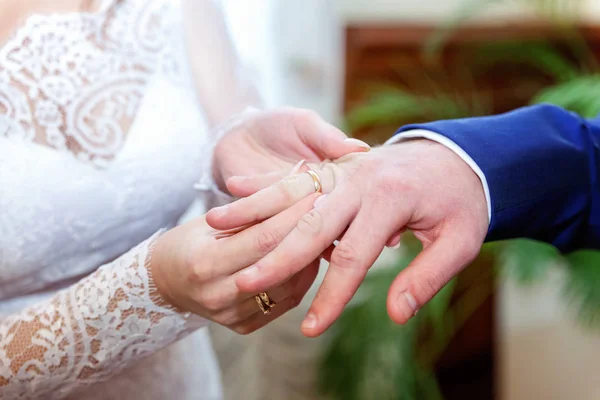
[{"xmin": 210, "ymin": 1, "xmax": 600, "ymax": 399}]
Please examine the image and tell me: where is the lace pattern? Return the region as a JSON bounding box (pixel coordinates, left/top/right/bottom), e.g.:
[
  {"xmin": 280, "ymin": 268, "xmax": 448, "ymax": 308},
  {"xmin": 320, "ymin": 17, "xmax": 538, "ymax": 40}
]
[
  {"xmin": 0, "ymin": 1, "xmax": 212, "ymax": 398},
  {"xmin": 0, "ymin": 232, "xmax": 205, "ymax": 399},
  {"xmin": 0, "ymin": 0, "xmax": 182, "ymax": 167}
]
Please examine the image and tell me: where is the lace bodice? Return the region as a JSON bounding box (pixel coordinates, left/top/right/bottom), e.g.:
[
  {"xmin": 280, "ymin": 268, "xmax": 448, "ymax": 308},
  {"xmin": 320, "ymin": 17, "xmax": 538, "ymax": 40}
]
[
  {"xmin": 0, "ymin": 0, "xmax": 231, "ymax": 397},
  {"xmin": 0, "ymin": 0, "xmax": 185, "ymax": 167}
]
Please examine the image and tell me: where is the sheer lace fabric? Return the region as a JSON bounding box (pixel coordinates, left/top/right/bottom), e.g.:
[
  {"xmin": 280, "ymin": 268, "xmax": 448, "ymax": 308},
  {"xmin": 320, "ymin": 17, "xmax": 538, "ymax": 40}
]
[
  {"xmin": 0, "ymin": 0, "xmax": 185, "ymax": 167},
  {"xmin": 0, "ymin": 233, "xmax": 207, "ymax": 399},
  {"xmin": 0, "ymin": 0, "xmax": 248, "ymax": 397}
]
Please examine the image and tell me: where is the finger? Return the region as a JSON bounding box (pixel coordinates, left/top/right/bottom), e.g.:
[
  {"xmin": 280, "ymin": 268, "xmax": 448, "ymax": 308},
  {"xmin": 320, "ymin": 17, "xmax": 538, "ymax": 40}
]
[
  {"xmin": 385, "ymin": 232, "xmax": 402, "ymax": 249},
  {"xmin": 213, "ymin": 222, "xmax": 255, "ymax": 239},
  {"xmin": 227, "ymin": 160, "xmax": 310, "ymax": 198},
  {"xmin": 192, "ymin": 237, "xmax": 319, "ymax": 317},
  {"xmin": 301, "ymin": 205, "xmax": 403, "ymax": 337},
  {"xmin": 321, "ymin": 244, "xmax": 336, "ymax": 263},
  {"xmin": 212, "ymin": 193, "xmax": 321, "ymax": 277},
  {"xmin": 386, "ymin": 227, "xmax": 481, "ymax": 325},
  {"xmin": 226, "ymin": 171, "xmax": 286, "ymax": 197},
  {"xmin": 293, "ymin": 110, "xmax": 371, "ymax": 159},
  {"xmin": 208, "ymin": 174, "xmax": 318, "ymax": 230},
  {"xmin": 211, "ymin": 264, "xmax": 317, "ymax": 326},
  {"xmin": 235, "ymin": 185, "xmax": 359, "ymax": 294},
  {"xmin": 230, "ymin": 260, "xmax": 320, "ymax": 335},
  {"xmin": 207, "ymin": 167, "xmax": 335, "ymax": 230}
]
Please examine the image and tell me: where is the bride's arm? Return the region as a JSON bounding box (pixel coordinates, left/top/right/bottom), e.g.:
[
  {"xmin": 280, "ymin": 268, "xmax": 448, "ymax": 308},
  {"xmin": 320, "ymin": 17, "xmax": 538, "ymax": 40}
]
[
  {"xmin": 181, "ymin": 0, "xmax": 261, "ymax": 128},
  {"xmin": 0, "ymin": 232, "xmax": 204, "ymax": 399},
  {"xmin": 0, "ymin": 194, "xmax": 320, "ymax": 399},
  {"xmin": 180, "ymin": 0, "xmax": 368, "ymax": 203},
  {"xmin": 181, "ymin": 0, "xmax": 263, "ymax": 206}
]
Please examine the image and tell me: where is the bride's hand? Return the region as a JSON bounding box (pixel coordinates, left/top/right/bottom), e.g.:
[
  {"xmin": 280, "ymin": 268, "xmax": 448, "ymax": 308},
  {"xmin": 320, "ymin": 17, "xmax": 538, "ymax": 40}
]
[
  {"xmin": 149, "ymin": 193, "xmax": 322, "ymax": 334},
  {"xmin": 211, "ymin": 107, "xmax": 370, "ymax": 192}
]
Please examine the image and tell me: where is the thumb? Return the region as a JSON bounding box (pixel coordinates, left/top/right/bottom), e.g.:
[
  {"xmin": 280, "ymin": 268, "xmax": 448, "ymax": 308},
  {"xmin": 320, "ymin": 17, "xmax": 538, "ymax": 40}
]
[
  {"xmin": 323, "ymin": 136, "xmax": 372, "ymax": 159},
  {"xmin": 317, "ymin": 134, "xmax": 371, "ymax": 160},
  {"xmin": 297, "ymin": 113, "xmax": 371, "ymax": 159},
  {"xmin": 386, "ymin": 228, "xmax": 481, "ymax": 324}
]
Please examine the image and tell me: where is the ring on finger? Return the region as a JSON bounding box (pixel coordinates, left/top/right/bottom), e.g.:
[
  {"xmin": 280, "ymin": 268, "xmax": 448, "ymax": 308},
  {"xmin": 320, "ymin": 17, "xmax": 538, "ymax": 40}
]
[
  {"xmin": 255, "ymin": 292, "xmax": 276, "ymax": 315},
  {"xmin": 306, "ymin": 170, "xmax": 322, "ymax": 193}
]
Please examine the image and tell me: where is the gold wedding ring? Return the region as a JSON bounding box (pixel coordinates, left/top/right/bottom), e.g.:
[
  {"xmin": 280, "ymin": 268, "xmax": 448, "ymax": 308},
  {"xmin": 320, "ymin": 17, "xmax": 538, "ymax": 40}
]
[
  {"xmin": 306, "ymin": 170, "xmax": 322, "ymax": 193},
  {"xmin": 255, "ymin": 292, "xmax": 276, "ymax": 315}
]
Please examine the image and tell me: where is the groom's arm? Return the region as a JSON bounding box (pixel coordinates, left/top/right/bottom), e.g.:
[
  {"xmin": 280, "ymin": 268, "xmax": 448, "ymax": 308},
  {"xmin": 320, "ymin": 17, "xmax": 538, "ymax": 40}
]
[{"xmin": 394, "ymin": 103, "xmax": 600, "ymax": 252}]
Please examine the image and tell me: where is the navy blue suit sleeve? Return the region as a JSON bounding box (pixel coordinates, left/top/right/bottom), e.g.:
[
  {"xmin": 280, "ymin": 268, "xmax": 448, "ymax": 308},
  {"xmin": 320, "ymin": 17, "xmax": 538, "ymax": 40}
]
[{"xmin": 395, "ymin": 104, "xmax": 600, "ymax": 252}]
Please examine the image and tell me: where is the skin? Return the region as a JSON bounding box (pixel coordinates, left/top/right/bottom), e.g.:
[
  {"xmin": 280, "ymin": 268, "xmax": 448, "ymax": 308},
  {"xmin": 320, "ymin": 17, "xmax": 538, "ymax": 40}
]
[
  {"xmin": 211, "ymin": 107, "xmax": 371, "ymax": 192},
  {"xmin": 152, "ymin": 194, "xmax": 323, "ymax": 334},
  {"xmin": 3, "ymin": 0, "xmax": 369, "ymax": 333},
  {"xmin": 206, "ymin": 139, "xmax": 489, "ymax": 337},
  {"xmin": 150, "ymin": 108, "xmax": 369, "ymax": 333}
]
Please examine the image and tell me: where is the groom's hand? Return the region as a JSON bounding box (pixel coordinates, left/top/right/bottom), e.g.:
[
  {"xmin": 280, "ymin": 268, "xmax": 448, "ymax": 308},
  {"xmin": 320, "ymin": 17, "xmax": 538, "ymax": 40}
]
[
  {"xmin": 206, "ymin": 140, "xmax": 488, "ymax": 337},
  {"xmin": 211, "ymin": 107, "xmax": 370, "ymax": 193}
]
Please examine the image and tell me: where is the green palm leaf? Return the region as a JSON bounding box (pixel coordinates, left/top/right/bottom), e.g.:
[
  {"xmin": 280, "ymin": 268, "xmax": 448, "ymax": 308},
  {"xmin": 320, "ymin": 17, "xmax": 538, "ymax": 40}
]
[
  {"xmin": 319, "ymin": 236, "xmax": 457, "ymax": 400},
  {"xmin": 531, "ymin": 75, "xmax": 600, "ymax": 117},
  {"xmin": 563, "ymin": 251, "xmax": 600, "ymax": 328},
  {"xmin": 318, "ymin": 256, "xmax": 420, "ymax": 400},
  {"xmin": 345, "ymin": 88, "xmax": 480, "ymax": 132},
  {"xmin": 425, "ymin": 0, "xmax": 586, "ymax": 59},
  {"xmin": 495, "ymin": 239, "xmax": 561, "ymax": 286},
  {"xmin": 475, "ymin": 41, "xmax": 579, "ymax": 82}
]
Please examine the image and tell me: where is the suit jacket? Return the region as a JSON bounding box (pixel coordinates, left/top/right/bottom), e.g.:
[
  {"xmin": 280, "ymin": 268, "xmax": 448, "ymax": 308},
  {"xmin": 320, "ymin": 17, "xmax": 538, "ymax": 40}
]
[{"xmin": 396, "ymin": 104, "xmax": 600, "ymax": 252}]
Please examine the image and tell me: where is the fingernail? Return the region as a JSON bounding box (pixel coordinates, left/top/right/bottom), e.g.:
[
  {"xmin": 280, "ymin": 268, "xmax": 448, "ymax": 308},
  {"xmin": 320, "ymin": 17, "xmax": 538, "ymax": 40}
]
[
  {"xmin": 239, "ymin": 265, "xmax": 260, "ymax": 281},
  {"xmin": 399, "ymin": 291, "xmax": 418, "ymax": 318},
  {"xmin": 390, "ymin": 242, "xmax": 401, "ymax": 250},
  {"xmin": 211, "ymin": 204, "xmax": 229, "ymax": 216},
  {"xmin": 344, "ymin": 138, "xmax": 371, "ymax": 151},
  {"xmin": 302, "ymin": 313, "xmax": 317, "ymax": 330},
  {"xmin": 313, "ymin": 194, "xmax": 328, "ymax": 209},
  {"xmin": 289, "ymin": 160, "xmax": 307, "ymax": 175}
]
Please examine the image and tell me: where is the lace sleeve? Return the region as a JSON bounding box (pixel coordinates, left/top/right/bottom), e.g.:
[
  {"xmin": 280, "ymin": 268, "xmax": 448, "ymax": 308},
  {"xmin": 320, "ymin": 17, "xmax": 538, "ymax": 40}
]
[{"xmin": 0, "ymin": 232, "xmax": 207, "ymax": 400}]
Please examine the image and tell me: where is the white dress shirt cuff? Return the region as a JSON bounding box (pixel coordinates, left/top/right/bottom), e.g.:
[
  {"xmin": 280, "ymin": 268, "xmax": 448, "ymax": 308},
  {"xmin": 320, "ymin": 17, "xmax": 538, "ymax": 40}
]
[{"xmin": 385, "ymin": 129, "xmax": 492, "ymax": 224}]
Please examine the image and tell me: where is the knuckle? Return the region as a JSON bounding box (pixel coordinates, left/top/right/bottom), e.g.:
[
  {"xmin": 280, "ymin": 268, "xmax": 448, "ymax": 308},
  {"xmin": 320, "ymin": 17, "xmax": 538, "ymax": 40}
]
[
  {"xmin": 274, "ymin": 178, "xmax": 296, "ymax": 203},
  {"xmin": 413, "ymin": 270, "xmax": 447, "ymax": 301},
  {"xmin": 374, "ymin": 169, "xmax": 410, "ymax": 198},
  {"xmin": 330, "ymin": 241, "xmax": 360, "ymax": 270},
  {"xmin": 198, "ymin": 291, "xmax": 228, "ymax": 313},
  {"xmin": 184, "ymin": 246, "xmax": 219, "ymax": 284},
  {"xmin": 183, "ymin": 252, "xmax": 201, "ymax": 282},
  {"xmin": 296, "ymin": 209, "xmax": 323, "ymax": 236},
  {"xmin": 254, "ymin": 230, "xmax": 283, "ymax": 254},
  {"xmin": 188, "ymin": 259, "xmax": 215, "ymax": 284}
]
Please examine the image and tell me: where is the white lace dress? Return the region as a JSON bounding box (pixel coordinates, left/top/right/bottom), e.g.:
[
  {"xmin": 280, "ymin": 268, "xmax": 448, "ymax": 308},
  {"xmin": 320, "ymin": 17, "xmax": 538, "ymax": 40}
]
[{"xmin": 0, "ymin": 0, "xmax": 253, "ymax": 398}]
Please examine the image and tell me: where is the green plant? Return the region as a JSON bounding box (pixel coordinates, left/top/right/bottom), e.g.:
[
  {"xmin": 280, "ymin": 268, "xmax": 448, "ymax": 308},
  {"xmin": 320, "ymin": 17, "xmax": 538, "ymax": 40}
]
[{"xmin": 319, "ymin": 1, "xmax": 600, "ymax": 399}]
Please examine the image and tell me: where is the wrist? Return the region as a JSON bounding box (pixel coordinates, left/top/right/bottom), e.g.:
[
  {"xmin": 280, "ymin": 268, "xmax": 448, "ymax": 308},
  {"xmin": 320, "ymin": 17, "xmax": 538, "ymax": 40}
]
[
  {"xmin": 212, "ymin": 137, "xmax": 229, "ymax": 193},
  {"xmin": 388, "ymin": 131, "xmax": 491, "ymax": 225},
  {"xmin": 209, "ymin": 111, "xmax": 253, "ymax": 194},
  {"xmin": 147, "ymin": 231, "xmax": 179, "ymax": 309}
]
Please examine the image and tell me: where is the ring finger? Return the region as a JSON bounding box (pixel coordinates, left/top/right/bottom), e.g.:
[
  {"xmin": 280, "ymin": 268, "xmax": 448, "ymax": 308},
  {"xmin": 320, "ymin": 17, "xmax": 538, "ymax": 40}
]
[
  {"xmin": 227, "ymin": 260, "xmax": 320, "ymax": 334},
  {"xmin": 206, "ymin": 164, "xmax": 337, "ymax": 230},
  {"xmin": 212, "ymin": 261, "xmax": 320, "ymax": 327}
]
